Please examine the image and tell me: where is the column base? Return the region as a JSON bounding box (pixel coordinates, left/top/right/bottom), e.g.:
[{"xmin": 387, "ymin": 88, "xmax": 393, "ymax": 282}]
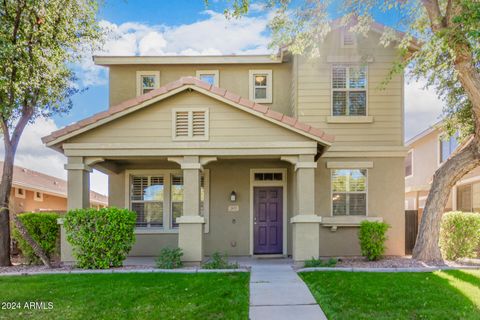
[
  {"xmin": 177, "ymin": 216, "xmax": 205, "ymax": 263},
  {"xmin": 291, "ymin": 215, "xmax": 322, "ymax": 262}
]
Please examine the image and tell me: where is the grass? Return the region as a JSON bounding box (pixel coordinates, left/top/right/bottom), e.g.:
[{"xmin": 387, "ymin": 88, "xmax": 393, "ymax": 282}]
[
  {"xmin": 300, "ymin": 270, "xmax": 480, "ymax": 320},
  {"xmin": 0, "ymin": 272, "xmax": 249, "ymax": 320}
]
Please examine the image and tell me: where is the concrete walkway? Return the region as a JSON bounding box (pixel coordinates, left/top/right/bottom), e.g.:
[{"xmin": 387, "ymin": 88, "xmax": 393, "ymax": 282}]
[{"xmin": 247, "ymin": 259, "xmax": 327, "ymax": 320}]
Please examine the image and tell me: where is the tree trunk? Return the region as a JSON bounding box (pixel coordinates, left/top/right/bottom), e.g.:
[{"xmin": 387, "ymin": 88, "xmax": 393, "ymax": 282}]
[
  {"xmin": 412, "ymin": 137, "xmax": 480, "ymax": 262},
  {"xmin": 0, "ymin": 144, "xmax": 15, "ymax": 266},
  {"xmin": 12, "ymin": 215, "xmax": 52, "ymax": 268}
]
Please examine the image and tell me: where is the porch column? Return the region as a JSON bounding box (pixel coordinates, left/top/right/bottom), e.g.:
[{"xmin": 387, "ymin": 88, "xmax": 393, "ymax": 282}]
[
  {"xmin": 177, "ymin": 156, "xmax": 205, "ymax": 264},
  {"xmin": 290, "ymin": 154, "xmax": 322, "ymax": 263},
  {"xmin": 61, "ymin": 157, "xmax": 92, "ymax": 262}
]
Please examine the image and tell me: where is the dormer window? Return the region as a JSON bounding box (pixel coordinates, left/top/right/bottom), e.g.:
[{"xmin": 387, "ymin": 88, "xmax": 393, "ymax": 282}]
[
  {"xmin": 136, "ymin": 71, "xmax": 160, "ymax": 96},
  {"xmin": 196, "ymin": 70, "xmax": 219, "ymax": 86},
  {"xmin": 172, "ymin": 108, "xmax": 209, "ymax": 141},
  {"xmin": 341, "ymin": 29, "xmax": 357, "ymax": 48},
  {"xmin": 249, "ymin": 70, "xmax": 272, "ymax": 103}
]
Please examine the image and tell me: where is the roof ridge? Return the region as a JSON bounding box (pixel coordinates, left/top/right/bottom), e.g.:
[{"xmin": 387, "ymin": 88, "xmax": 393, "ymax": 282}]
[{"xmin": 42, "ymin": 76, "xmax": 334, "ymax": 145}]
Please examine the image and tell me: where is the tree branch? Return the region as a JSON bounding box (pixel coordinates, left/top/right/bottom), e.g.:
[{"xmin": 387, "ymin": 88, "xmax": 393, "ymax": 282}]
[{"xmin": 421, "ymin": 0, "xmax": 445, "ymax": 31}]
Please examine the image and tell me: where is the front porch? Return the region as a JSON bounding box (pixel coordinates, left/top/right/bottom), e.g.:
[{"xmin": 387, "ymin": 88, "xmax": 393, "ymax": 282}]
[{"xmin": 60, "ymin": 154, "xmax": 323, "ymax": 265}]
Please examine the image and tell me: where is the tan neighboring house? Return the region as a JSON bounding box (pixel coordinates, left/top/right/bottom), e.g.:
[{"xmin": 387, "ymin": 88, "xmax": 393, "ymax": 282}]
[
  {"xmin": 0, "ymin": 161, "xmax": 108, "ymax": 215},
  {"xmin": 43, "ymin": 22, "xmax": 407, "ymax": 265},
  {"xmin": 405, "ymin": 126, "xmax": 480, "ymax": 213}
]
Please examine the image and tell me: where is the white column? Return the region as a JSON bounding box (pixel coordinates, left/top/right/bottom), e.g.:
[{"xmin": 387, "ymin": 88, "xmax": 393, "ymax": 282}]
[
  {"xmin": 176, "ymin": 156, "xmax": 205, "ymax": 264},
  {"xmin": 290, "ymin": 154, "xmax": 322, "ymax": 263}
]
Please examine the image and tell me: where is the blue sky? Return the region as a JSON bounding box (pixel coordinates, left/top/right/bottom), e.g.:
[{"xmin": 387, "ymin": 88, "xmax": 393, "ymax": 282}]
[{"xmin": 6, "ymin": 1, "xmax": 444, "ymax": 194}]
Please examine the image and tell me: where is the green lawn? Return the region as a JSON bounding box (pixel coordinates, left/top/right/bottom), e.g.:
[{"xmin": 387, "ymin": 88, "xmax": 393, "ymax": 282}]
[
  {"xmin": 0, "ymin": 272, "xmax": 249, "ymax": 320},
  {"xmin": 300, "ymin": 270, "xmax": 480, "ymax": 320}
]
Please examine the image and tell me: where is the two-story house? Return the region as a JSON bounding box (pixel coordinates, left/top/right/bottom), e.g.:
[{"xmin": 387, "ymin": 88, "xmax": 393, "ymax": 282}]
[
  {"xmin": 405, "ymin": 124, "xmax": 480, "ymax": 213},
  {"xmin": 43, "ymin": 23, "xmax": 407, "ymax": 265}
]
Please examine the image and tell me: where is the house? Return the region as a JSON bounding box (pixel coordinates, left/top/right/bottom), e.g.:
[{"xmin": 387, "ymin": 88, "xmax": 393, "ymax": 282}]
[
  {"xmin": 405, "ymin": 125, "xmax": 480, "ymax": 213},
  {"xmin": 0, "ymin": 162, "xmax": 108, "ymax": 215},
  {"xmin": 42, "ymin": 23, "xmax": 407, "ymax": 265}
]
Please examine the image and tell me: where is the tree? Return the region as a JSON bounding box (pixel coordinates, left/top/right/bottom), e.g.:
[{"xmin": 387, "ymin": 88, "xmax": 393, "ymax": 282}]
[
  {"xmin": 221, "ymin": 0, "xmax": 480, "ymax": 262},
  {"xmin": 0, "ymin": 0, "xmax": 102, "ymax": 266}
]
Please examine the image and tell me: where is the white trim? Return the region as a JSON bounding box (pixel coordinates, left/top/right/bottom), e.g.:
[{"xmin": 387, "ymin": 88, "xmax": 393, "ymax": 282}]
[
  {"xmin": 124, "ymin": 169, "xmax": 210, "ymax": 234},
  {"xmin": 33, "ymin": 191, "xmax": 44, "ymax": 202},
  {"xmin": 14, "ymin": 187, "xmax": 26, "ymax": 199},
  {"xmin": 326, "ymin": 161, "xmax": 374, "ymax": 169},
  {"xmin": 330, "ymin": 64, "xmax": 368, "ymax": 117},
  {"xmin": 171, "ymin": 108, "xmax": 209, "ymax": 141},
  {"xmin": 94, "ymin": 55, "xmax": 283, "ymax": 65},
  {"xmin": 405, "ymin": 149, "xmax": 414, "ymax": 179},
  {"xmin": 330, "ymin": 168, "xmax": 368, "ymax": 216},
  {"xmin": 195, "ymin": 70, "xmax": 219, "ymax": 86},
  {"xmin": 326, "ymin": 116, "xmax": 373, "ymax": 123},
  {"xmin": 249, "ymin": 168, "xmax": 288, "ymax": 256},
  {"xmin": 249, "ymin": 70, "xmax": 273, "ymax": 103},
  {"xmin": 326, "ymin": 55, "xmax": 374, "ymax": 63},
  {"xmin": 136, "ymin": 71, "xmax": 160, "ymax": 96}
]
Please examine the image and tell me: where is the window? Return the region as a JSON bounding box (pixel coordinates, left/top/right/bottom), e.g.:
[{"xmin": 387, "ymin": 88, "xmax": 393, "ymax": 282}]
[
  {"xmin": 130, "ymin": 176, "xmax": 164, "ymax": 227},
  {"xmin": 341, "ymin": 29, "xmax": 357, "ymax": 48},
  {"xmin": 332, "ymin": 65, "xmax": 367, "ymax": 116},
  {"xmin": 136, "ymin": 71, "xmax": 160, "ymax": 96},
  {"xmin": 439, "ymin": 133, "xmax": 459, "ymax": 164},
  {"xmin": 170, "ymin": 175, "xmax": 206, "ymax": 228},
  {"xmin": 457, "ymin": 182, "xmax": 480, "ymax": 212},
  {"xmin": 332, "ymin": 169, "xmax": 367, "ymax": 216},
  {"xmin": 254, "ymin": 172, "xmax": 283, "ymax": 181},
  {"xmin": 15, "ymin": 188, "xmax": 25, "ymax": 199},
  {"xmin": 405, "ymin": 150, "xmax": 413, "ymax": 178},
  {"xmin": 196, "ymin": 70, "xmax": 219, "ymax": 86},
  {"xmin": 34, "ymin": 191, "xmax": 43, "ymax": 202},
  {"xmin": 249, "ymin": 70, "xmax": 273, "ymax": 103},
  {"xmin": 172, "ymin": 108, "xmax": 209, "ymax": 141}
]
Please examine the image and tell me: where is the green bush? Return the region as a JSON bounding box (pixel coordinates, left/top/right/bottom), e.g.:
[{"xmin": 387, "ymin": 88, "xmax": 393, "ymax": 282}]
[
  {"xmin": 156, "ymin": 248, "xmax": 183, "ymax": 269},
  {"xmin": 64, "ymin": 207, "xmax": 136, "ymax": 269},
  {"xmin": 359, "ymin": 221, "xmax": 390, "ymax": 261},
  {"xmin": 440, "ymin": 211, "xmax": 480, "ymax": 261},
  {"xmin": 304, "ymin": 257, "xmax": 337, "ymax": 268},
  {"xmin": 12, "ymin": 212, "xmax": 60, "ymax": 265},
  {"xmin": 202, "ymin": 252, "xmax": 239, "ymax": 269}
]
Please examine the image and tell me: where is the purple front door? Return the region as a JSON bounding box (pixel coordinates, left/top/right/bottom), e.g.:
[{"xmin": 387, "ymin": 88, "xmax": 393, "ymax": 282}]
[{"xmin": 254, "ymin": 187, "xmax": 283, "ymax": 254}]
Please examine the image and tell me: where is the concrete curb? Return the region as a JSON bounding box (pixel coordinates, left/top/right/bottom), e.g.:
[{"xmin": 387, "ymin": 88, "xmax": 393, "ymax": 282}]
[
  {"xmin": 0, "ymin": 268, "xmax": 249, "ymax": 277},
  {"xmin": 297, "ymin": 266, "xmax": 480, "ymax": 273}
]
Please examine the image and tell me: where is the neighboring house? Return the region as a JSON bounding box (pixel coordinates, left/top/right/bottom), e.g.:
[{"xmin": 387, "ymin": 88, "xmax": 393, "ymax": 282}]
[
  {"xmin": 43, "ymin": 21, "xmax": 408, "ymax": 264},
  {"xmin": 405, "ymin": 126, "xmax": 480, "ymax": 213},
  {"xmin": 0, "ymin": 161, "xmax": 108, "ymax": 215}
]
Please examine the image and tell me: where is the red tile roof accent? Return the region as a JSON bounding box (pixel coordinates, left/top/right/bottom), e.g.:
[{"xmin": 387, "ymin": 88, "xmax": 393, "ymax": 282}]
[{"xmin": 42, "ymin": 76, "xmax": 334, "ymax": 144}]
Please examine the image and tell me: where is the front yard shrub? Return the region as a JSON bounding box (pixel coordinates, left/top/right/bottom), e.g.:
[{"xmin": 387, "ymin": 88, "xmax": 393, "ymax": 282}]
[
  {"xmin": 359, "ymin": 221, "xmax": 390, "ymax": 261},
  {"xmin": 12, "ymin": 212, "xmax": 60, "ymax": 264},
  {"xmin": 203, "ymin": 252, "xmax": 239, "ymax": 269},
  {"xmin": 156, "ymin": 248, "xmax": 183, "ymax": 269},
  {"xmin": 304, "ymin": 257, "xmax": 337, "ymax": 268},
  {"xmin": 64, "ymin": 207, "xmax": 136, "ymax": 269},
  {"xmin": 440, "ymin": 211, "xmax": 480, "ymax": 260}
]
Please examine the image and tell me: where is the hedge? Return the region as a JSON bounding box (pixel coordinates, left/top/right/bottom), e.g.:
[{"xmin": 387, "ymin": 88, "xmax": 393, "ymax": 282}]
[
  {"xmin": 440, "ymin": 211, "xmax": 480, "ymax": 260},
  {"xmin": 359, "ymin": 221, "xmax": 390, "ymax": 261},
  {"xmin": 12, "ymin": 212, "xmax": 60, "ymax": 265},
  {"xmin": 64, "ymin": 207, "xmax": 136, "ymax": 269}
]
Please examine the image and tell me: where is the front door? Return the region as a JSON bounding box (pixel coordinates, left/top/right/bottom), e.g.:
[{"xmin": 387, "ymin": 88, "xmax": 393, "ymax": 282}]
[{"xmin": 254, "ymin": 187, "xmax": 283, "ymax": 254}]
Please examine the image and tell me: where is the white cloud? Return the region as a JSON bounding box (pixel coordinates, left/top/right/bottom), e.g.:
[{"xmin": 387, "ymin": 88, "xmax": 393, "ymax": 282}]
[
  {"xmin": 79, "ymin": 10, "xmax": 271, "ymax": 86},
  {"xmin": 404, "ymin": 79, "xmax": 445, "ymax": 141},
  {"xmin": 0, "ymin": 118, "xmax": 108, "ymax": 196}
]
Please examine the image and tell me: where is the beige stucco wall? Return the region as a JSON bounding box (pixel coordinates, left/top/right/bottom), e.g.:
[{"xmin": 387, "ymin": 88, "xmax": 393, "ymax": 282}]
[
  {"xmin": 69, "ymin": 91, "xmax": 310, "ymax": 145},
  {"xmin": 108, "ymin": 63, "xmax": 293, "ymax": 116},
  {"xmin": 295, "ymin": 29, "xmax": 404, "ymax": 148}
]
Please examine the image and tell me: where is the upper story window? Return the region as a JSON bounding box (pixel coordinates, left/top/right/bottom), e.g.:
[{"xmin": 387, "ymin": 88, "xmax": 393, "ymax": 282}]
[
  {"xmin": 196, "ymin": 70, "xmax": 219, "ymax": 86},
  {"xmin": 405, "ymin": 150, "xmax": 413, "ymax": 178},
  {"xmin": 341, "ymin": 29, "xmax": 357, "ymax": 48},
  {"xmin": 136, "ymin": 71, "xmax": 160, "ymax": 96},
  {"xmin": 439, "ymin": 133, "xmax": 459, "ymax": 164},
  {"xmin": 249, "ymin": 70, "xmax": 273, "ymax": 103},
  {"xmin": 332, "ymin": 65, "xmax": 367, "ymax": 116},
  {"xmin": 34, "ymin": 191, "xmax": 43, "ymax": 202},
  {"xmin": 172, "ymin": 108, "xmax": 209, "ymax": 141},
  {"xmin": 332, "ymin": 169, "xmax": 367, "ymax": 216},
  {"xmin": 15, "ymin": 188, "xmax": 25, "ymax": 199}
]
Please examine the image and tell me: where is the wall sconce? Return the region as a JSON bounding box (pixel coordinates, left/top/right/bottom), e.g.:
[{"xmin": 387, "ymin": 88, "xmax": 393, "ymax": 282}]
[{"xmin": 230, "ymin": 191, "xmax": 237, "ymax": 202}]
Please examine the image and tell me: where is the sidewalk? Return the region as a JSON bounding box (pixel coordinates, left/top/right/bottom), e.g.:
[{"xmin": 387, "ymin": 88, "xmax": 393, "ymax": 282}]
[{"xmin": 248, "ymin": 259, "xmax": 327, "ymax": 320}]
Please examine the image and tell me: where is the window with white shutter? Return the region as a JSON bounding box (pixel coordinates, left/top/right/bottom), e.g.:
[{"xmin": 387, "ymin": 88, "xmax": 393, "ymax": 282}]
[
  {"xmin": 332, "ymin": 65, "xmax": 367, "ymax": 116},
  {"xmin": 332, "ymin": 169, "xmax": 367, "ymax": 216},
  {"xmin": 172, "ymin": 108, "xmax": 209, "ymax": 141},
  {"xmin": 130, "ymin": 175, "xmax": 164, "ymax": 227}
]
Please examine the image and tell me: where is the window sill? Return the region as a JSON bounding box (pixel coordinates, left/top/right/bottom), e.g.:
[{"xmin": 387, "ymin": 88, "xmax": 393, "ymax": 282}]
[
  {"xmin": 321, "ymin": 216, "xmax": 383, "ymax": 230},
  {"xmin": 326, "ymin": 116, "xmax": 374, "ymax": 124},
  {"xmin": 135, "ymin": 228, "xmax": 179, "ymax": 235}
]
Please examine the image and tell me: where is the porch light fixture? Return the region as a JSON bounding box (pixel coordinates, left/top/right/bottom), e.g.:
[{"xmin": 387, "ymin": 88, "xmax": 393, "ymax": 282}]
[{"xmin": 230, "ymin": 191, "xmax": 237, "ymax": 202}]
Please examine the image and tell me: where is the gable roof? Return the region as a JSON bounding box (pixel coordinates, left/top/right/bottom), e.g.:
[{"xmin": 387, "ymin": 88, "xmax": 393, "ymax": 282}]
[
  {"xmin": 0, "ymin": 162, "xmax": 108, "ymax": 205},
  {"xmin": 43, "ymin": 76, "xmax": 334, "ymax": 147}
]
